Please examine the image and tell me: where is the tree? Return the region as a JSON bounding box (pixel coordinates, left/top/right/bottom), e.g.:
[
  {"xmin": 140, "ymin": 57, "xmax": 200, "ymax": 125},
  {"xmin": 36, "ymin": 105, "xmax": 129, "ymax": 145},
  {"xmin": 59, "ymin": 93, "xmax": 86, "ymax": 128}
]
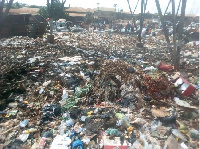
[
  {"xmin": 11, "ymin": 2, "xmax": 22, "ymax": 9},
  {"xmin": 39, "ymin": 0, "xmax": 68, "ymax": 20},
  {"xmin": 0, "ymin": 0, "xmax": 5, "ymax": 15},
  {"xmin": 85, "ymin": 12, "xmax": 93, "ymax": 24},
  {"xmin": 15, "ymin": 2, "xmax": 20, "ymax": 8},
  {"xmin": 28, "ymin": 5, "xmax": 41, "ymax": 8},
  {"xmin": 38, "ymin": 6, "xmax": 49, "ymax": 19},
  {"xmin": 166, "ymin": 11, "xmax": 172, "ymax": 15},
  {"xmin": 0, "ymin": 0, "xmax": 14, "ymax": 26},
  {"xmin": 113, "ymin": 4, "xmax": 117, "ymax": 12}
]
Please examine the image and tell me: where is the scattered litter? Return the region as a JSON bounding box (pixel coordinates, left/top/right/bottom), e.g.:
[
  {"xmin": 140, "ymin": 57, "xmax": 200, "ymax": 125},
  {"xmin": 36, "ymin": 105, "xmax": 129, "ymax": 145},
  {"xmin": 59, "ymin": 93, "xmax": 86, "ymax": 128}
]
[{"xmin": 0, "ymin": 25, "xmax": 198, "ymax": 149}]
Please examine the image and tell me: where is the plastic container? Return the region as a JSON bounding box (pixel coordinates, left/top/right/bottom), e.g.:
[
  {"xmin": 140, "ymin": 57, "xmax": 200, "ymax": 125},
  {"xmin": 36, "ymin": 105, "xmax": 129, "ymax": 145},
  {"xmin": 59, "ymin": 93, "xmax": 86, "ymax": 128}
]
[
  {"xmin": 59, "ymin": 122, "xmax": 67, "ymax": 136},
  {"xmin": 80, "ymin": 116, "xmax": 87, "ymax": 122},
  {"xmin": 66, "ymin": 118, "xmax": 75, "ymax": 127},
  {"xmin": 172, "ymin": 129, "xmax": 187, "ymax": 141},
  {"xmin": 19, "ymin": 119, "xmax": 28, "ymax": 127}
]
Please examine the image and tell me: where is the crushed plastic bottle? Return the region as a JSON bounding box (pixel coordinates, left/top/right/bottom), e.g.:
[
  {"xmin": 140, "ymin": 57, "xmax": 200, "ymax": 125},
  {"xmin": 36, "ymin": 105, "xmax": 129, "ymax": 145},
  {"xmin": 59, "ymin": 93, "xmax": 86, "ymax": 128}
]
[
  {"xmin": 39, "ymin": 88, "xmax": 44, "ymax": 94},
  {"xmin": 19, "ymin": 119, "xmax": 28, "ymax": 127},
  {"xmin": 80, "ymin": 116, "xmax": 87, "ymax": 122},
  {"xmin": 59, "ymin": 121, "xmax": 67, "ymax": 136},
  {"xmin": 139, "ymin": 132, "xmax": 153, "ymax": 149},
  {"xmin": 42, "ymin": 80, "xmax": 51, "ymax": 87},
  {"xmin": 66, "ymin": 118, "xmax": 75, "ymax": 127},
  {"xmin": 172, "ymin": 129, "xmax": 187, "ymax": 141},
  {"xmin": 121, "ymin": 117, "xmax": 130, "ymax": 128},
  {"xmin": 19, "ymin": 133, "xmax": 29, "ymax": 142}
]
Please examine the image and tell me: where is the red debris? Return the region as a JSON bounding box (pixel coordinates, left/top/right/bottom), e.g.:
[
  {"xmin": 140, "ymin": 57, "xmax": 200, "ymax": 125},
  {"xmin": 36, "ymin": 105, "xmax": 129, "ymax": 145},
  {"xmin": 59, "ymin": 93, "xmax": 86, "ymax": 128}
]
[{"xmin": 158, "ymin": 62, "xmax": 174, "ymax": 72}]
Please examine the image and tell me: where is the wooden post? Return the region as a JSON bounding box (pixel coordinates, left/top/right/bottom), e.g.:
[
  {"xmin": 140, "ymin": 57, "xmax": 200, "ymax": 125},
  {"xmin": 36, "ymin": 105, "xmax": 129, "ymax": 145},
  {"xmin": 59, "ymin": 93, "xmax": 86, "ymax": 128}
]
[
  {"xmin": 127, "ymin": 0, "xmax": 138, "ymax": 30},
  {"xmin": 47, "ymin": 0, "xmax": 54, "ymax": 43},
  {"xmin": 138, "ymin": 0, "xmax": 144, "ymax": 43},
  {"xmin": 50, "ymin": 0, "xmax": 54, "ymax": 36},
  {"xmin": 155, "ymin": 0, "xmax": 172, "ymax": 54},
  {"xmin": 144, "ymin": 0, "xmax": 148, "ymax": 14},
  {"xmin": 164, "ymin": 0, "xmax": 172, "ymax": 16},
  {"xmin": 172, "ymin": 0, "xmax": 177, "ymax": 66},
  {"xmin": 175, "ymin": 0, "xmax": 187, "ymax": 69},
  {"xmin": 176, "ymin": 0, "xmax": 182, "ymax": 16}
]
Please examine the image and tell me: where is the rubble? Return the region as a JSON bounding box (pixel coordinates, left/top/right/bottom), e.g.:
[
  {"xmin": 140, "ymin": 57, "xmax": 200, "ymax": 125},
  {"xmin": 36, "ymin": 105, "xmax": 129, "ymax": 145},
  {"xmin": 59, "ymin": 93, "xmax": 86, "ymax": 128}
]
[{"xmin": 0, "ymin": 30, "xmax": 199, "ymax": 149}]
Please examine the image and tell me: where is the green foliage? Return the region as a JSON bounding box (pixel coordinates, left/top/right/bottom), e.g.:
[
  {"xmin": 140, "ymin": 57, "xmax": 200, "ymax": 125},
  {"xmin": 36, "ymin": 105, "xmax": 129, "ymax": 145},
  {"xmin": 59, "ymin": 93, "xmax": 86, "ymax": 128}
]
[
  {"xmin": 28, "ymin": 5, "xmax": 42, "ymax": 8},
  {"xmin": 85, "ymin": 12, "xmax": 94, "ymax": 24},
  {"xmin": 38, "ymin": 7, "xmax": 49, "ymax": 19},
  {"xmin": 10, "ymin": 2, "xmax": 24, "ymax": 9},
  {"xmin": 166, "ymin": 12, "xmax": 172, "ymax": 16},
  {"xmin": 51, "ymin": 2, "xmax": 68, "ymax": 20},
  {"xmin": 38, "ymin": 0, "xmax": 68, "ymax": 20}
]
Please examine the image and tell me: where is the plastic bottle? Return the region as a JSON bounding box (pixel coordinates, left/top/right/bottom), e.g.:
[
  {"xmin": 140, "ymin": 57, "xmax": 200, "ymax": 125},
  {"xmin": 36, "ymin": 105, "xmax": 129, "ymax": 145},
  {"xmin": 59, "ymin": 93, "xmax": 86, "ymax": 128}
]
[
  {"xmin": 62, "ymin": 89, "xmax": 68, "ymax": 100},
  {"xmin": 172, "ymin": 129, "xmax": 187, "ymax": 141},
  {"xmin": 80, "ymin": 116, "xmax": 87, "ymax": 122},
  {"xmin": 59, "ymin": 121, "xmax": 67, "ymax": 136},
  {"xmin": 39, "ymin": 88, "xmax": 44, "ymax": 94},
  {"xmin": 66, "ymin": 118, "xmax": 75, "ymax": 127},
  {"xmin": 19, "ymin": 119, "xmax": 28, "ymax": 127}
]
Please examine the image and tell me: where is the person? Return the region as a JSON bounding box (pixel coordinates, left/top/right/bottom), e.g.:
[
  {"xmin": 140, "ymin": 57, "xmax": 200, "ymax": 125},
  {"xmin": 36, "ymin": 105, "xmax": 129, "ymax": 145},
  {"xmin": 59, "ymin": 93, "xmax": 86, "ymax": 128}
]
[
  {"xmin": 146, "ymin": 23, "xmax": 150, "ymax": 34},
  {"xmin": 120, "ymin": 24, "xmax": 123, "ymax": 30},
  {"xmin": 126, "ymin": 22, "xmax": 131, "ymax": 32},
  {"xmin": 141, "ymin": 28, "xmax": 146, "ymax": 37},
  {"xmin": 131, "ymin": 23, "xmax": 134, "ymax": 32},
  {"xmin": 176, "ymin": 21, "xmax": 180, "ymax": 33},
  {"xmin": 148, "ymin": 28, "xmax": 151, "ymax": 35}
]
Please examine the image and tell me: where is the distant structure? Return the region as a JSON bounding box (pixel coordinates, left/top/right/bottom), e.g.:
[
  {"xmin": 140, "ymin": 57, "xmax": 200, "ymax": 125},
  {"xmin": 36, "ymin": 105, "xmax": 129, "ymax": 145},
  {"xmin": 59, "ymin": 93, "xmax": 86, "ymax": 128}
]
[{"xmin": 0, "ymin": 7, "xmax": 47, "ymax": 38}]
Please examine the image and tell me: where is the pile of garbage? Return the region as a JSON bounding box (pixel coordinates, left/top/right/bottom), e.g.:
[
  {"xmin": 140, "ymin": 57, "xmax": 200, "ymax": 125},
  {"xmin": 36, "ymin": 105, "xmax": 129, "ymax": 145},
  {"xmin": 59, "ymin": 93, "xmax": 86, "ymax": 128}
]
[{"xmin": 0, "ymin": 32, "xmax": 199, "ymax": 149}]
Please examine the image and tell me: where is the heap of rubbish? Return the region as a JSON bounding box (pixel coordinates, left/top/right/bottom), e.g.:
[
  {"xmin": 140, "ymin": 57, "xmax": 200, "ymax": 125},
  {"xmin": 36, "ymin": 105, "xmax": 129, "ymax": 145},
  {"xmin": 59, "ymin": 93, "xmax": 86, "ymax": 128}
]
[{"xmin": 0, "ymin": 31, "xmax": 199, "ymax": 149}]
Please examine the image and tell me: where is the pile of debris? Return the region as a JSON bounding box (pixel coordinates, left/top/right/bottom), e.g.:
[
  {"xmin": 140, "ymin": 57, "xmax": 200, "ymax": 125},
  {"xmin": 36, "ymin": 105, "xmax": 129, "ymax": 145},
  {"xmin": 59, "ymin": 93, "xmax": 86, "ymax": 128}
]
[{"xmin": 0, "ymin": 32, "xmax": 199, "ymax": 149}]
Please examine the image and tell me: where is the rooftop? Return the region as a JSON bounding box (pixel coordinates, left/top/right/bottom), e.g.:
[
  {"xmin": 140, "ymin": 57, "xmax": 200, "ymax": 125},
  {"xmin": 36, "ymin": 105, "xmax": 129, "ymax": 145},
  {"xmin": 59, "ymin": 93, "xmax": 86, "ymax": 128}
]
[
  {"xmin": 65, "ymin": 7, "xmax": 117, "ymax": 13},
  {"xmin": 65, "ymin": 7, "xmax": 88, "ymax": 13},
  {"xmin": 3, "ymin": 7, "xmax": 40, "ymax": 15},
  {"xmin": 94, "ymin": 7, "xmax": 115, "ymax": 12},
  {"xmin": 69, "ymin": 13, "xmax": 87, "ymax": 17}
]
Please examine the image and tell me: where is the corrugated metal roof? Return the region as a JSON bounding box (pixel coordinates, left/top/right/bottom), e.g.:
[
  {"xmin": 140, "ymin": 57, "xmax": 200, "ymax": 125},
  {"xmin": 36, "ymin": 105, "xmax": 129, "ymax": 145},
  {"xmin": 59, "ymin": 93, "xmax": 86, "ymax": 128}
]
[
  {"xmin": 3, "ymin": 7, "xmax": 40, "ymax": 15},
  {"xmin": 177, "ymin": 14, "xmax": 199, "ymax": 17},
  {"xmin": 94, "ymin": 7, "xmax": 115, "ymax": 12},
  {"xmin": 65, "ymin": 7, "xmax": 116, "ymax": 13},
  {"xmin": 69, "ymin": 13, "xmax": 86, "ymax": 17},
  {"xmin": 65, "ymin": 7, "xmax": 87, "ymax": 12}
]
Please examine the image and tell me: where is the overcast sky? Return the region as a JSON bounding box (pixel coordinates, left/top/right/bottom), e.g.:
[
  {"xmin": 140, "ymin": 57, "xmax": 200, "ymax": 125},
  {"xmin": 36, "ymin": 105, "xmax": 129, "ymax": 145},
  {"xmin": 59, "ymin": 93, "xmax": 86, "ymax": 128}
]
[{"xmin": 15, "ymin": 0, "xmax": 199, "ymax": 14}]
